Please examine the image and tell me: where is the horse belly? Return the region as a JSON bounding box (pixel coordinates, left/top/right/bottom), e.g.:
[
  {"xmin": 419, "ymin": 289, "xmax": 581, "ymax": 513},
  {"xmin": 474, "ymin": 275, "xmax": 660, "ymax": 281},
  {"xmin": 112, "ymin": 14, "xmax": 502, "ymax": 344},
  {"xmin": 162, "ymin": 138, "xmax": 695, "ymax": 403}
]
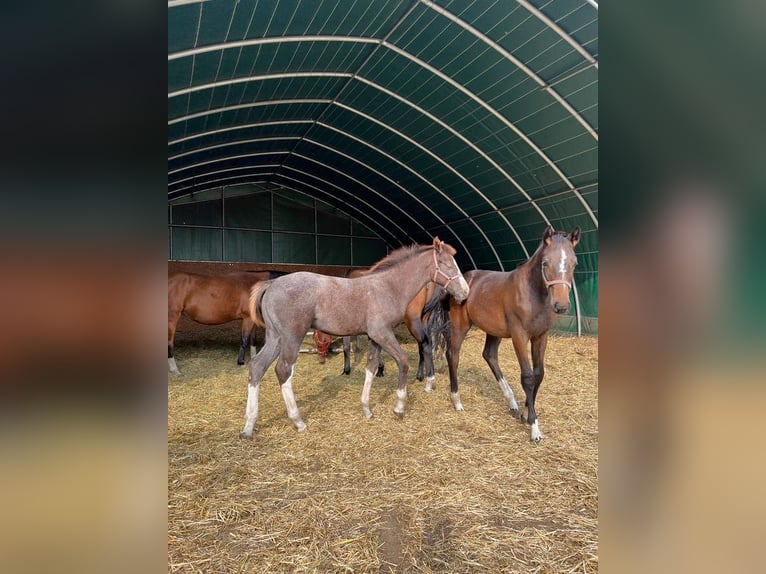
[{"xmin": 185, "ymin": 290, "xmax": 242, "ymax": 324}]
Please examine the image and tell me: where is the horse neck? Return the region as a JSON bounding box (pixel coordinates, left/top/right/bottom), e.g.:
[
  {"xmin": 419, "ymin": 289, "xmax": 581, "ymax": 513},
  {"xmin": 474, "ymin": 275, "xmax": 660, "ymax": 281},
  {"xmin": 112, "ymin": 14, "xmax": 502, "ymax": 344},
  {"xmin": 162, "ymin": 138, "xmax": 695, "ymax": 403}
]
[
  {"xmin": 375, "ymin": 249, "xmax": 434, "ymax": 305},
  {"xmin": 521, "ymin": 245, "xmax": 547, "ymax": 296}
]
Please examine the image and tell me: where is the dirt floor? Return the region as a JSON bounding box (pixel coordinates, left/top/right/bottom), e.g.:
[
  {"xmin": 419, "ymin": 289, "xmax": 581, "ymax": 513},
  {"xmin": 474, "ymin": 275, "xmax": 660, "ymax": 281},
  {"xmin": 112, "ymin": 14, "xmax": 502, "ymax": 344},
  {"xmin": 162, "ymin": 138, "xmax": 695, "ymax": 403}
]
[{"xmin": 168, "ymin": 323, "xmax": 598, "ymax": 573}]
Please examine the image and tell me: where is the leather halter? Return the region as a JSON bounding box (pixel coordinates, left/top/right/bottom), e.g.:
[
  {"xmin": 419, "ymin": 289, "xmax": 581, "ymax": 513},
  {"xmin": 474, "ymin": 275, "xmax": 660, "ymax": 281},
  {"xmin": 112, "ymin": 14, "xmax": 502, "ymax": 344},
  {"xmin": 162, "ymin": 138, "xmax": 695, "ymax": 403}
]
[
  {"xmin": 542, "ymin": 266, "xmax": 572, "ymax": 290},
  {"xmin": 433, "ymin": 249, "xmax": 461, "ymax": 288}
]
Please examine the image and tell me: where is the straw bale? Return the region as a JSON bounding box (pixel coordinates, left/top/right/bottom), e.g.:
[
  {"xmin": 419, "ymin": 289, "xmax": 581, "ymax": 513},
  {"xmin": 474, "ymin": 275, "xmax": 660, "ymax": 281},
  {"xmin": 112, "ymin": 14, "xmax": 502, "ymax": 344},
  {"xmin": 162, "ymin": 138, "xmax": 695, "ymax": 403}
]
[{"xmin": 169, "ymin": 326, "xmax": 597, "ymax": 573}]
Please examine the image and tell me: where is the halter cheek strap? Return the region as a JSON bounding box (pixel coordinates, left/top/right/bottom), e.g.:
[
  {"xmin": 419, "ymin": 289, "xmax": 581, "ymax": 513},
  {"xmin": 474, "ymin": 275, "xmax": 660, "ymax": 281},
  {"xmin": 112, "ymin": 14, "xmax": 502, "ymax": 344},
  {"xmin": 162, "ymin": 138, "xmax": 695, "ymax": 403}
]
[{"xmin": 433, "ymin": 249, "xmax": 461, "ymax": 288}]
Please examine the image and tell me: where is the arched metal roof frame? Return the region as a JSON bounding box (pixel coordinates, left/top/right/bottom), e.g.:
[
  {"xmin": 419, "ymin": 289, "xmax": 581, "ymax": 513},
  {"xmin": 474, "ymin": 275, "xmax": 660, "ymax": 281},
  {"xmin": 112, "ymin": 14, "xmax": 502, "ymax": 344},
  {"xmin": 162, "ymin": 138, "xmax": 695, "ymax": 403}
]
[
  {"xmin": 170, "ymin": 70, "xmax": 548, "ymax": 250},
  {"xmin": 169, "ymin": 99, "xmax": 519, "ymax": 265},
  {"xmin": 168, "ymin": 34, "xmax": 597, "ymax": 229},
  {"xmin": 167, "ymin": 0, "xmax": 598, "ymax": 277},
  {"xmin": 169, "ymin": 137, "xmax": 483, "ymax": 267},
  {"xmin": 172, "ymin": 118, "xmax": 499, "ymax": 262}
]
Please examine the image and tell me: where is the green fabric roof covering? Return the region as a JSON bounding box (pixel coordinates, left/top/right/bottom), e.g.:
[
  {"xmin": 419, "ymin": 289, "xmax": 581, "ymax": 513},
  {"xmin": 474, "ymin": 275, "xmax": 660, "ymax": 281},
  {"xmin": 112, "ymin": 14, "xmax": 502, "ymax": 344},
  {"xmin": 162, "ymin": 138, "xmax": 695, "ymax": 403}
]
[{"xmin": 168, "ymin": 0, "xmax": 598, "ymax": 330}]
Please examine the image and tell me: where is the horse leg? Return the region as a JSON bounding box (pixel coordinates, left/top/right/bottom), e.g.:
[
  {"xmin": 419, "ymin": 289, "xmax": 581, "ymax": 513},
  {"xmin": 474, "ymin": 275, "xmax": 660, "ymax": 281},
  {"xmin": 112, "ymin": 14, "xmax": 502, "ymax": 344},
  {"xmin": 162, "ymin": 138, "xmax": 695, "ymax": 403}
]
[
  {"xmin": 168, "ymin": 308, "xmax": 182, "ymax": 376},
  {"xmin": 482, "ymin": 334, "xmax": 520, "ymax": 418},
  {"xmin": 275, "ymin": 342, "xmax": 306, "ymax": 431},
  {"xmin": 342, "ymin": 336, "xmax": 352, "ymax": 375},
  {"xmin": 360, "ymin": 340, "xmax": 382, "ymax": 419},
  {"xmin": 530, "ymin": 332, "xmax": 549, "ymax": 435},
  {"xmin": 445, "ymin": 306, "xmax": 470, "ymax": 411},
  {"xmin": 369, "ymin": 330, "xmax": 410, "ymax": 418},
  {"xmin": 250, "ymin": 324, "xmax": 258, "ymax": 361},
  {"xmin": 240, "ymin": 334, "xmax": 281, "ymax": 439},
  {"xmin": 509, "ymin": 328, "xmax": 541, "ymax": 442},
  {"xmin": 238, "ymin": 317, "xmax": 254, "ymax": 366}
]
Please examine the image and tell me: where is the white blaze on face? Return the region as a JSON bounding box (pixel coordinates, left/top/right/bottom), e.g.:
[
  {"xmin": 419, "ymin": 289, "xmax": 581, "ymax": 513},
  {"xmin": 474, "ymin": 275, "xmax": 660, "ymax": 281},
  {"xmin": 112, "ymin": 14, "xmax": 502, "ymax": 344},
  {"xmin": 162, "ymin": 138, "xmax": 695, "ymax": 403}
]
[{"xmin": 558, "ymin": 248, "xmax": 567, "ymax": 276}]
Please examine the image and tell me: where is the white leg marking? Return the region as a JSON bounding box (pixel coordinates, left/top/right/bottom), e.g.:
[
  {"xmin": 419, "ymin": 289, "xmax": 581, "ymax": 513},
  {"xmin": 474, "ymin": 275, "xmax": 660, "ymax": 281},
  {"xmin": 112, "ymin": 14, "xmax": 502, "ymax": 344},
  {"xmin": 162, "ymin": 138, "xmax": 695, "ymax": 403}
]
[
  {"xmin": 361, "ymin": 368, "xmax": 374, "ymax": 419},
  {"xmin": 530, "ymin": 420, "xmax": 543, "ymax": 442},
  {"xmin": 424, "ymin": 375, "xmax": 435, "ymax": 393},
  {"xmin": 498, "ymin": 377, "xmax": 519, "ymax": 412},
  {"xmin": 168, "ymin": 357, "xmax": 181, "ymax": 375},
  {"xmin": 280, "ymin": 368, "xmax": 306, "ymax": 431},
  {"xmin": 241, "ymin": 381, "xmax": 260, "ymax": 437},
  {"xmin": 393, "ymin": 387, "xmax": 407, "ymax": 414},
  {"xmin": 450, "ymin": 392, "xmax": 464, "ymax": 411}
]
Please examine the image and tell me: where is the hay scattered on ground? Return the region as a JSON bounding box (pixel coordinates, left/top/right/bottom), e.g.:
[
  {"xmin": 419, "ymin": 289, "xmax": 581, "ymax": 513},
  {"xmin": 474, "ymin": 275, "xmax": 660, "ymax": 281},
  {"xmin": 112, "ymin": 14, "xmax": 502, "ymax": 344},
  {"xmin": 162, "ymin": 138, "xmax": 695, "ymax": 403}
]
[{"xmin": 169, "ymin": 326, "xmax": 598, "ymax": 573}]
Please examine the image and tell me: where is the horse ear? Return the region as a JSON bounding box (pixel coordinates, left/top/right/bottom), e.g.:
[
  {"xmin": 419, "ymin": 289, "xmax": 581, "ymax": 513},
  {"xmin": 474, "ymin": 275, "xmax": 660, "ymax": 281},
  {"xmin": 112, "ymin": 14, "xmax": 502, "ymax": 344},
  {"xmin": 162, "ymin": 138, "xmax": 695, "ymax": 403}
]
[
  {"xmin": 568, "ymin": 226, "xmax": 581, "ymax": 247},
  {"xmin": 542, "ymin": 225, "xmax": 554, "ymax": 246},
  {"xmin": 433, "ymin": 236, "xmax": 442, "ymax": 252}
]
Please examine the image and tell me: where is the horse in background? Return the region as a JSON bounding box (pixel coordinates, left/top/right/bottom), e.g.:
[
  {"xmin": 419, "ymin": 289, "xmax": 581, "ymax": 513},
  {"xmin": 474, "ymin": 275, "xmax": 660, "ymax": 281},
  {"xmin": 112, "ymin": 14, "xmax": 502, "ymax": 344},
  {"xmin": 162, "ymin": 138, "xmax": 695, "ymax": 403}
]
[
  {"xmin": 427, "ymin": 226, "xmax": 581, "ymax": 442},
  {"xmin": 167, "ymin": 269, "xmax": 287, "ymax": 375},
  {"xmin": 240, "ymin": 238, "xmax": 470, "ymax": 436}
]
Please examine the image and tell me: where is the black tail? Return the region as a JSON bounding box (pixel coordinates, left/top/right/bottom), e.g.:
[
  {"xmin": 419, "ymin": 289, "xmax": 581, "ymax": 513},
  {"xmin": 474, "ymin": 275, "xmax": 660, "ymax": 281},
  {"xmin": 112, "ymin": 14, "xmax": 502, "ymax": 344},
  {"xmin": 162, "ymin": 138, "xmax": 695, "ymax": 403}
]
[{"xmin": 423, "ymin": 287, "xmax": 451, "ymax": 356}]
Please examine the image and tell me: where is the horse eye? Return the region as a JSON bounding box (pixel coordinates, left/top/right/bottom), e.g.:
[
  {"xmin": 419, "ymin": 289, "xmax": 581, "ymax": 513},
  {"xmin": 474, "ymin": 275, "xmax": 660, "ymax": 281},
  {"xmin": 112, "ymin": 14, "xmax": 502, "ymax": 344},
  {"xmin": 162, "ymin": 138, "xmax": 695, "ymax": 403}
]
[{"xmin": 542, "ymin": 261, "xmax": 548, "ymax": 267}]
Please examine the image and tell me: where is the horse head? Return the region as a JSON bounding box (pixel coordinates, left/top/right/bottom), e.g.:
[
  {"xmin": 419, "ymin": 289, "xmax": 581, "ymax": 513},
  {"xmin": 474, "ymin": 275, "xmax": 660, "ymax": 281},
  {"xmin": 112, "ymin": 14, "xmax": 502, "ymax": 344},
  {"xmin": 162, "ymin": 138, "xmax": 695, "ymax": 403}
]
[
  {"xmin": 540, "ymin": 226, "xmax": 581, "ymax": 314},
  {"xmin": 432, "ymin": 237, "xmax": 470, "ymax": 302}
]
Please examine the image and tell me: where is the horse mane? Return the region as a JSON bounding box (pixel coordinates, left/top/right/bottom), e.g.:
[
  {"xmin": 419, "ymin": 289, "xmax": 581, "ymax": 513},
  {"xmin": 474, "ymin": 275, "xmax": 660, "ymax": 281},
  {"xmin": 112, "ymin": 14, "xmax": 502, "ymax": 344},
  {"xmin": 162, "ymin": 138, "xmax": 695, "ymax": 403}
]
[{"xmin": 366, "ymin": 244, "xmax": 432, "ymax": 274}]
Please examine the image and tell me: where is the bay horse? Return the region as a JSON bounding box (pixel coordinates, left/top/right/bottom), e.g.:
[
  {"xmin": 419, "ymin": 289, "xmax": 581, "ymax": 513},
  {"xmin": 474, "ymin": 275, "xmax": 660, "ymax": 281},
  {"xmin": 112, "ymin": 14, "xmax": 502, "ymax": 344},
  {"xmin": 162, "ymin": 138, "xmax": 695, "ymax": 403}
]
[
  {"xmin": 340, "ymin": 266, "xmax": 444, "ymax": 388},
  {"xmin": 428, "ymin": 226, "xmax": 580, "ymax": 442},
  {"xmin": 239, "ymin": 238, "xmax": 470, "ymax": 437},
  {"xmin": 167, "ymin": 270, "xmax": 287, "ymax": 375}
]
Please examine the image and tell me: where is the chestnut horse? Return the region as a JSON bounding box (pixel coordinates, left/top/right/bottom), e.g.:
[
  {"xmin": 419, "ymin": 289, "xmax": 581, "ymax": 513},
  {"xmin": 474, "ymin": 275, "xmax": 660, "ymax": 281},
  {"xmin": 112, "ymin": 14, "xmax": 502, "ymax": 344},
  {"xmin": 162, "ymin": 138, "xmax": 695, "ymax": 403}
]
[
  {"xmin": 340, "ymin": 266, "xmax": 444, "ymax": 387},
  {"xmin": 240, "ymin": 238, "xmax": 470, "ymax": 436},
  {"xmin": 428, "ymin": 226, "xmax": 581, "ymax": 442},
  {"xmin": 167, "ymin": 270, "xmax": 287, "ymax": 375}
]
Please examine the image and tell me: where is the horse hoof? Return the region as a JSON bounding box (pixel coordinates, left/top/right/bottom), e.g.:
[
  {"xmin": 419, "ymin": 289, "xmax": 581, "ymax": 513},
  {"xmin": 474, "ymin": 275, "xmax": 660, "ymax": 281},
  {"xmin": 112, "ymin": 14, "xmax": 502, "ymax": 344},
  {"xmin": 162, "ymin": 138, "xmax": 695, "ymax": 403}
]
[
  {"xmin": 509, "ymin": 408, "xmax": 520, "ymax": 419},
  {"xmin": 237, "ymin": 360, "xmax": 245, "ymax": 366},
  {"xmin": 342, "ymin": 368, "xmax": 351, "ymax": 376},
  {"xmin": 362, "ymin": 408, "xmax": 373, "ymax": 420},
  {"xmin": 416, "ymin": 374, "xmax": 424, "ymax": 381},
  {"xmin": 531, "ymin": 435, "xmax": 544, "ymax": 443},
  {"xmin": 295, "ymin": 422, "xmax": 307, "ymax": 432},
  {"xmin": 393, "ymin": 410, "xmax": 405, "ymax": 420},
  {"xmin": 376, "ymin": 369, "xmax": 384, "ymax": 378},
  {"xmin": 239, "ymin": 431, "xmax": 253, "ymax": 440}
]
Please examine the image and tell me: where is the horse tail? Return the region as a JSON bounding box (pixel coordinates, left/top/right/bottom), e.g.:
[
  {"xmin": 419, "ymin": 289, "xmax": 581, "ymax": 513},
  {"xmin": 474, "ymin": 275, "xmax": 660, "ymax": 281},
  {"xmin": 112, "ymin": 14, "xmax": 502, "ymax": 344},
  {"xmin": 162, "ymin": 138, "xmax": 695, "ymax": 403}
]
[
  {"xmin": 249, "ymin": 281, "xmax": 271, "ymax": 328},
  {"xmin": 423, "ymin": 285, "xmax": 451, "ymax": 355}
]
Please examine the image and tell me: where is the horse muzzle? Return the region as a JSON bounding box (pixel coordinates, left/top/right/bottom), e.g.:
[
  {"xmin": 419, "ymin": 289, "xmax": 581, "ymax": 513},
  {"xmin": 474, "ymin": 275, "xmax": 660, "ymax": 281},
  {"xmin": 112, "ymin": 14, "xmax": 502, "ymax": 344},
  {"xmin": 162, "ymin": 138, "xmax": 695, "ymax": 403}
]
[
  {"xmin": 449, "ymin": 276, "xmax": 470, "ymax": 302},
  {"xmin": 553, "ymin": 301, "xmax": 569, "ymax": 314}
]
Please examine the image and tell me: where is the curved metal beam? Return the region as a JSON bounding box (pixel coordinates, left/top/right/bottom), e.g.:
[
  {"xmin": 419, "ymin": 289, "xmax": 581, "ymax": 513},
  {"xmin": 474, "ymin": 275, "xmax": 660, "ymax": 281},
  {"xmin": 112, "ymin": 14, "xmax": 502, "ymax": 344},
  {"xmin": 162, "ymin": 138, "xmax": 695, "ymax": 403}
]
[
  {"xmin": 168, "ymin": 99, "xmax": 332, "ymax": 126},
  {"xmin": 169, "ymin": 136, "xmax": 300, "ymax": 162},
  {"xmin": 168, "ymin": 120, "xmax": 313, "ymax": 148},
  {"xmin": 169, "ymin": 150, "xmax": 289, "ymax": 176},
  {"xmin": 168, "ymin": 72, "xmax": 353, "ymax": 99},
  {"xmin": 515, "ymin": 0, "xmax": 598, "ymax": 69},
  {"xmin": 418, "ymin": 0, "xmax": 597, "ymax": 141},
  {"xmin": 168, "ymin": 37, "xmax": 597, "ymax": 228},
  {"xmin": 168, "ymin": 36, "xmax": 378, "ymax": 61}
]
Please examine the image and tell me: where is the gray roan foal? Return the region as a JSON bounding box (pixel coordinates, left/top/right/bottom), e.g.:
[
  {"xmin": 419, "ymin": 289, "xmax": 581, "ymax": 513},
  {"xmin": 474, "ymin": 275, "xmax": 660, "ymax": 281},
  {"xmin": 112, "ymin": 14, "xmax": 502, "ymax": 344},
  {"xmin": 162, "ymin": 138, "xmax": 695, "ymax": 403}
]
[{"xmin": 239, "ymin": 238, "xmax": 470, "ymax": 437}]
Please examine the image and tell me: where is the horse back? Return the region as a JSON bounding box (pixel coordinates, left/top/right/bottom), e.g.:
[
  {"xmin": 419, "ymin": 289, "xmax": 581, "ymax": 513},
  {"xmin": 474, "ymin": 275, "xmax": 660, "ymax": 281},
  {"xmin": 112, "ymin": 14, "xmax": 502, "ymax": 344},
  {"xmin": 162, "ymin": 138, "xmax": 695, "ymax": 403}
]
[{"xmin": 463, "ymin": 269, "xmax": 546, "ymax": 337}]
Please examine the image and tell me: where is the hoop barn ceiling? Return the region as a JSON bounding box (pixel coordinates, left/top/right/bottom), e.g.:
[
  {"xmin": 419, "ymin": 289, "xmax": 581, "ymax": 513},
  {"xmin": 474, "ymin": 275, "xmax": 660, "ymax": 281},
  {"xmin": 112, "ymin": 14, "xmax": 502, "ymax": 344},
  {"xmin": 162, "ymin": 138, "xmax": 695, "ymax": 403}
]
[{"xmin": 168, "ymin": 0, "xmax": 598, "ymax": 278}]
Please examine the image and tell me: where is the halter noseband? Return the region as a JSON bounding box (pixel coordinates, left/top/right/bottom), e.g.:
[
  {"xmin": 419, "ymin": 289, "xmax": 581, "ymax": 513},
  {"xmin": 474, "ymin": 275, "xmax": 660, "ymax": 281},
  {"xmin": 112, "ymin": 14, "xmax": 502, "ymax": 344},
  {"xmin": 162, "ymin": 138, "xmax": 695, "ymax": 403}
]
[
  {"xmin": 433, "ymin": 249, "xmax": 461, "ymax": 288},
  {"xmin": 541, "ymin": 267, "xmax": 572, "ymax": 290}
]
